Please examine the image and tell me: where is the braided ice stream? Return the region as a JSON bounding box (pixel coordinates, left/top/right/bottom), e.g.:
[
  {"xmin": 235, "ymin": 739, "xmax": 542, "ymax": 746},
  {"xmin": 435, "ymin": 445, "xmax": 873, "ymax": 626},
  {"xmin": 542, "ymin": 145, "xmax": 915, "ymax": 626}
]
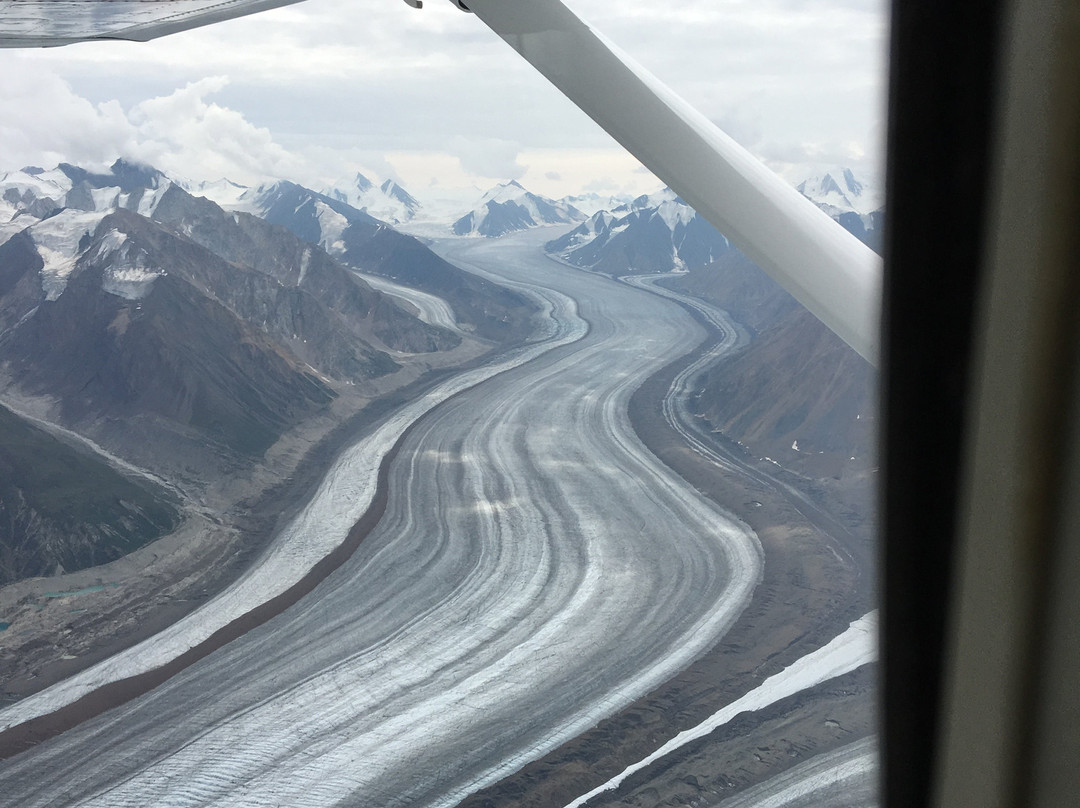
[{"xmin": 0, "ymin": 229, "xmax": 761, "ymax": 807}]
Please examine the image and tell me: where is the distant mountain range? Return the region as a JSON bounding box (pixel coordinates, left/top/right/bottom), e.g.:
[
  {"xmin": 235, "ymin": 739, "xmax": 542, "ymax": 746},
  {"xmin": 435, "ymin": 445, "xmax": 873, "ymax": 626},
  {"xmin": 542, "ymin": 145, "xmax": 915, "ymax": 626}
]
[
  {"xmin": 547, "ymin": 170, "xmax": 884, "ymax": 276},
  {"xmin": 558, "ymin": 192, "xmax": 635, "ymax": 217},
  {"xmin": 186, "ymin": 175, "xmax": 615, "ymax": 240},
  {"xmin": 452, "ymin": 181, "xmax": 586, "ymax": 238},
  {"xmin": 198, "ymin": 177, "xmax": 534, "ymax": 344},
  {"xmin": 189, "ymin": 171, "xmax": 422, "ymax": 226}
]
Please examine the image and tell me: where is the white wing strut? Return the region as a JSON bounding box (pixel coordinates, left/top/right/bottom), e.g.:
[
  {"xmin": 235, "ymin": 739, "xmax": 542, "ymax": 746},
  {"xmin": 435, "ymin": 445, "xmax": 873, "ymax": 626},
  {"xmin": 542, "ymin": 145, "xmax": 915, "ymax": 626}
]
[{"xmin": 465, "ymin": 0, "xmax": 882, "ymax": 366}]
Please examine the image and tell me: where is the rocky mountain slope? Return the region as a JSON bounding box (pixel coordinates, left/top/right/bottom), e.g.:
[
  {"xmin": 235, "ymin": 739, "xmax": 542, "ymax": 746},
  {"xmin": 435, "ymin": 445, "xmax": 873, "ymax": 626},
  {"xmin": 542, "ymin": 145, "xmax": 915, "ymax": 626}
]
[
  {"xmin": 0, "ymin": 164, "xmax": 462, "ymax": 452},
  {"xmin": 0, "ymin": 159, "xmax": 516, "ymax": 586},
  {"xmin": 0, "ymin": 405, "xmax": 180, "ymax": 584},
  {"xmin": 667, "ymin": 253, "xmax": 877, "ymax": 486},
  {"xmin": 1, "ymin": 213, "xmax": 337, "ymax": 459},
  {"xmin": 452, "ymin": 180, "xmax": 585, "ymax": 237}
]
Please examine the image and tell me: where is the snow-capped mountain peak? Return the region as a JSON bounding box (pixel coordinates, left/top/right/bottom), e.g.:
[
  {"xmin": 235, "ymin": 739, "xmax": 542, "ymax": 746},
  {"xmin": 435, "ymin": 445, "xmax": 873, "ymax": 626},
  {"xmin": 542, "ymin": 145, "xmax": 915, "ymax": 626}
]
[
  {"xmin": 326, "ymin": 172, "xmax": 374, "ymax": 207},
  {"xmin": 380, "ymin": 179, "xmax": 419, "ymax": 210},
  {"xmin": 323, "ymin": 173, "xmax": 419, "ymax": 224},
  {"xmin": 452, "ymin": 181, "xmax": 585, "ymax": 238},
  {"xmin": 796, "ymin": 168, "xmax": 881, "ymax": 216},
  {"xmin": 557, "ymin": 192, "xmax": 635, "ymax": 217},
  {"xmin": 480, "ymin": 180, "xmax": 529, "ymax": 205},
  {"xmin": 1, "ymin": 159, "xmax": 172, "ymax": 233},
  {"xmin": 351, "ymin": 172, "xmax": 374, "ymax": 194}
]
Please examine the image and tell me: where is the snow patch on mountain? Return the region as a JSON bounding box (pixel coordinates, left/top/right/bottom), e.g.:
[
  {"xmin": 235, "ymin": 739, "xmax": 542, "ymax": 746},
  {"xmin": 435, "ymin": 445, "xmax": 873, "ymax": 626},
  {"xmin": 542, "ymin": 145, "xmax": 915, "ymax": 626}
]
[
  {"xmin": 100, "ymin": 239, "xmax": 164, "ymax": 301},
  {"xmin": 93, "ymin": 227, "xmax": 128, "ymax": 258},
  {"xmin": 26, "ymin": 209, "xmax": 109, "ymax": 299},
  {"xmin": 90, "ymin": 186, "xmax": 122, "ymax": 212},
  {"xmin": 84, "ymin": 183, "xmax": 171, "ymax": 218},
  {"xmin": 314, "ymin": 201, "xmax": 350, "ymax": 254},
  {"xmin": 0, "ymin": 167, "xmax": 72, "ymax": 221},
  {"xmin": 137, "ymin": 183, "xmax": 171, "ymax": 217},
  {"xmin": 1, "ymin": 169, "xmax": 74, "ymax": 245},
  {"xmin": 1, "ymin": 162, "xmax": 175, "ymax": 238},
  {"xmin": 0, "ymin": 219, "xmax": 27, "ymax": 249}
]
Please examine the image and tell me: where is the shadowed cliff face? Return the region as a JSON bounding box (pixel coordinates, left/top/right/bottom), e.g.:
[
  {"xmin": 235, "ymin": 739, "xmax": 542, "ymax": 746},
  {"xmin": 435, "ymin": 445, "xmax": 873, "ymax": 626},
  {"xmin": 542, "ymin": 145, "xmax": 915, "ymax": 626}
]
[
  {"xmin": 0, "ymin": 405, "xmax": 180, "ymax": 585},
  {"xmin": 230, "ymin": 180, "xmax": 536, "ymax": 344},
  {"xmin": 695, "ymin": 305, "xmax": 876, "ymax": 476}
]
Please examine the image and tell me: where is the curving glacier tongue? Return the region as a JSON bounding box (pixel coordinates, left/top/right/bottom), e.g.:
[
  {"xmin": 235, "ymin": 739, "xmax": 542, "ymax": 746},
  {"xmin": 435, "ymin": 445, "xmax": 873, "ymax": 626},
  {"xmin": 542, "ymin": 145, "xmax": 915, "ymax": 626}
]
[{"xmin": 0, "ymin": 230, "xmax": 762, "ymax": 808}]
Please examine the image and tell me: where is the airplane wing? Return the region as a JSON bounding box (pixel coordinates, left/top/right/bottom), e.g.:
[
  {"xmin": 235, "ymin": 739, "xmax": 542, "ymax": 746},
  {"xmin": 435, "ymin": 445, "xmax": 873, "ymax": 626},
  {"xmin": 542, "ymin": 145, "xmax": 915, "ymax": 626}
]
[{"xmin": 0, "ymin": 0, "xmax": 304, "ymax": 47}]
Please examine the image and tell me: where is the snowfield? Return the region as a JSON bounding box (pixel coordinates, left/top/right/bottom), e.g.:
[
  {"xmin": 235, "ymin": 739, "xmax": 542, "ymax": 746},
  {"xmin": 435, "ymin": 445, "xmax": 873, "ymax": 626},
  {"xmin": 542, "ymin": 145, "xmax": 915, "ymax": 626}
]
[{"xmin": 564, "ymin": 612, "xmax": 878, "ymax": 807}]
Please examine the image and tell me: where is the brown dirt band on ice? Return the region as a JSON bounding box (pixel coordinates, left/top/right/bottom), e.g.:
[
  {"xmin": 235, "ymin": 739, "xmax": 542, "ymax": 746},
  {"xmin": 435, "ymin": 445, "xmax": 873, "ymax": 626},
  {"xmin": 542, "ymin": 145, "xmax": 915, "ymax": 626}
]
[
  {"xmin": 0, "ymin": 421, "xmax": 407, "ymax": 760},
  {"xmin": 0, "ymin": 325, "xmax": 539, "ymax": 757}
]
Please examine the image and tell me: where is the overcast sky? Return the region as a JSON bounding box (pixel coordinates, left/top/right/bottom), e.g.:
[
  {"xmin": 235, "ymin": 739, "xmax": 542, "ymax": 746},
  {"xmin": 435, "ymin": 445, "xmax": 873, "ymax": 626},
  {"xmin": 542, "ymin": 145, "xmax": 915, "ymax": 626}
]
[{"xmin": 0, "ymin": 0, "xmax": 889, "ymax": 202}]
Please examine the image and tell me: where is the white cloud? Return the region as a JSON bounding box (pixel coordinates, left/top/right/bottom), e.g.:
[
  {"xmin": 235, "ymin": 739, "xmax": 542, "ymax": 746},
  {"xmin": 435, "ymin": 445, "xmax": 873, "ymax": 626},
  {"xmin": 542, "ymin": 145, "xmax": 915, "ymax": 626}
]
[
  {"xmin": 0, "ymin": 0, "xmax": 888, "ymax": 197},
  {"xmin": 385, "ymin": 151, "xmax": 487, "ymax": 194},
  {"xmin": 0, "ymin": 70, "xmax": 135, "ymax": 172},
  {"xmin": 0, "ymin": 72, "xmax": 327, "ymax": 188},
  {"xmin": 124, "ymin": 77, "xmax": 308, "ymax": 184},
  {"xmin": 449, "ymin": 136, "xmax": 527, "ymax": 183},
  {"xmin": 517, "ymin": 149, "xmax": 659, "ymax": 198}
]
